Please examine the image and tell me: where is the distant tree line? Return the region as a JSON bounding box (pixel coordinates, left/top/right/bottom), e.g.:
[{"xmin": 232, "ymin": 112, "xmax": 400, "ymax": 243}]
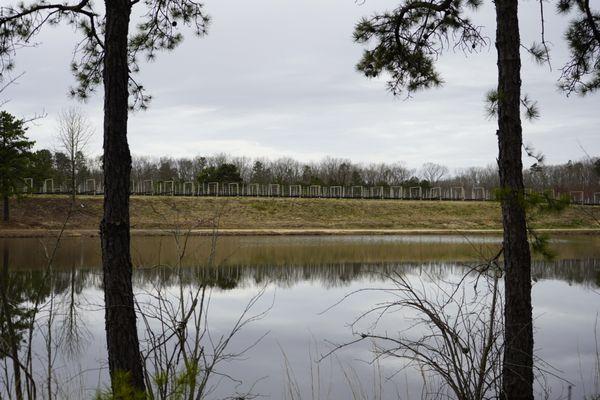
[
  {"xmin": 4, "ymin": 113, "xmax": 599, "ymax": 198},
  {"xmin": 24, "ymin": 150, "xmax": 600, "ymax": 194},
  {"xmin": 126, "ymin": 154, "xmax": 600, "ymax": 195},
  {"xmin": 25, "ymin": 149, "xmax": 100, "ymax": 191},
  {"xmin": 4, "ymin": 109, "xmax": 598, "ymax": 198}
]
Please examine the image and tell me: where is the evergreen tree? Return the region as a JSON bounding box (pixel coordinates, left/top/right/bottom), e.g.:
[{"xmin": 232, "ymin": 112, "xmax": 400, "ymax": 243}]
[
  {"xmin": 0, "ymin": 111, "xmax": 34, "ymax": 222},
  {"xmin": 251, "ymin": 160, "xmax": 270, "ymax": 183},
  {"xmin": 75, "ymin": 150, "xmax": 91, "ymax": 183},
  {"xmin": 0, "ymin": 0, "xmax": 210, "ymax": 393},
  {"xmin": 558, "ymin": 0, "xmax": 600, "ymax": 95},
  {"xmin": 29, "ymin": 149, "xmax": 54, "ymax": 187},
  {"xmin": 198, "ymin": 163, "xmax": 242, "ymax": 183},
  {"xmin": 158, "ymin": 158, "xmax": 177, "ymax": 181},
  {"xmin": 352, "ymin": 1, "xmax": 536, "ymax": 398},
  {"xmin": 54, "ymin": 152, "xmax": 71, "ymax": 187},
  {"xmin": 351, "ymin": 170, "xmax": 363, "ymax": 186}
]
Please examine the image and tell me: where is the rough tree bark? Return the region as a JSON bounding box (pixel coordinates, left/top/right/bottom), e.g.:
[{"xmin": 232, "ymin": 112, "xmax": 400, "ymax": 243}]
[
  {"xmin": 100, "ymin": 0, "xmax": 146, "ymax": 393},
  {"xmin": 495, "ymin": 0, "xmax": 534, "ymax": 399}
]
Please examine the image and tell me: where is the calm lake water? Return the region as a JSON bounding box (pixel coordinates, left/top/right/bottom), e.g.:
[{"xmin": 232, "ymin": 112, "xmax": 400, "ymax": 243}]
[{"xmin": 2, "ymin": 234, "xmax": 600, "ymax": 399}]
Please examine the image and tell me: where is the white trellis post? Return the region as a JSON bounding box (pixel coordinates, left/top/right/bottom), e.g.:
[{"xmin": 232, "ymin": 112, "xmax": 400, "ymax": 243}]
[
  {"xmin": 228, "ymin": 182, "xmax": 240, "ymax": 196},
  {"xmin": 309, "ymin": 185, "xmax": 321, "ymax": 197},
  {"xmin": 330, "ymin": 186, "xmax": 343, "ymax": 198},
  {"xmin": 85, "ymin": 179, "xmax": 96, "ymax": 195},
  {"xmin": 207, "ymin": 182, "xmax": 219, "ymax": 196},
  {"xmin": 23, "ymin": 178, "xmax": 33, "ymax": 193},
  {"xmin": 369, "ymin": 186, "xmax": 384, "ymax": 199},
  {"xmin": 351, "ymin": 185, "xmax": 363, "ymax": 198},
  {"xmin": 472, "ymin": 187, "xmax": 486, "ymax": 201},
  {"xmin": 248, "ymin": 183, "xmax": 260, "ymax": 196},
  {"xmin": 289, "ymin": 184, "xmax": 302, "ymax": 197},
  {"xmin": 43, "ymin": 178, "xmax": 54, "ymax": 194},
  {"xmin": 409, "ymin": 186, "xmax": 422, "ymax": 200},
  {"xmin": 450, "ymin": 186, "xmax": 465, "ymax": 200},
  {"xmin": 569, "ymin": 191, "xmax": 584, "ymax": 205},
  {"xmin": 593, "ymin": 192, "xmax": 600, "ymax": 205},
  {"xmin": 162, "ymin": 180, "xmax": 174, "ymax": 196},
  {"xmin": 430, "ymin": 187, "xmax": 441, "ymax": 200},
  {"xmin": 142, "ymin": 180, "xmax": 154, "ymax": 195},
  {"xmin": 390, "ymin": 186, "xmax": 403, "ymax": 199},
  {"xmin": 182, "ymin": 181, "xmax": 195, "ymax": 196},
  {"xmin": 268, "ymin": 184, "xmax": 280, "ymax": 197}
]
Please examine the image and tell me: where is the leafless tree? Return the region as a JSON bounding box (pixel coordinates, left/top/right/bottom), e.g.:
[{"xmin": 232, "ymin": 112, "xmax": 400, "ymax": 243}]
[
  {"xmin": 421, "ymin": 162, "xmax": 450, "ymax": 185},
  {"xmin": 135, "ymin": 199, "xmax": 271, "ymax": 399},
  {"xmin": 56, "ymin": 108, "xmax": 94, "ymax": 201},
  {"xmin": 65, "ymin": 151, "xmax": 600, "ymax": 199}
]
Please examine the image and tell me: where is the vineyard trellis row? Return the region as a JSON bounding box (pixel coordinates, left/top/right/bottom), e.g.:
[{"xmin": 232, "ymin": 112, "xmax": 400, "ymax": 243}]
[{"xmin": 19, "ymin": 179, "xmax": 600, "ymax": 204}]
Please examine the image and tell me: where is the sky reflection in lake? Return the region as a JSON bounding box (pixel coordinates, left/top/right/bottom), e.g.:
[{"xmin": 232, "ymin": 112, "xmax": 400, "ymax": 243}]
[{"xmin": 1, "ymin": 235, "xmax": 599, "ymax": 399}]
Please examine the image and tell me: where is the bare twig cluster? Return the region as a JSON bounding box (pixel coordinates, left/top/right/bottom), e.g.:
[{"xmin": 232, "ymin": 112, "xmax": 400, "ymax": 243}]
[
  {"xmin": 134, "ymin": 199, "xmax": 271, "ymax": 399},
  {"xmin": 323, "ymin": 253, "xmax": 505, "ymax": 400}
]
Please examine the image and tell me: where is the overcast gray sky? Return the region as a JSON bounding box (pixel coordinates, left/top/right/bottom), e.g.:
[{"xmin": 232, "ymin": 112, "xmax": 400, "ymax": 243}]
[{"xmin": 3, "ymin": 0, "xmax": 598, "ymax": 170}]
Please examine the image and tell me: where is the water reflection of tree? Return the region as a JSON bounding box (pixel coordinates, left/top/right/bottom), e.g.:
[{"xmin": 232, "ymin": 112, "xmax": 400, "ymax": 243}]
[
  {"xmin": 5, "ymin": 259, "xmax": 599, "ymax": 302},
  {"xmin": 0, "ymin": 243, "xmax": 27, "ymax": 399},
  {"xmin": 57, "ymin": 266, "xmax": 92, "ymax": 358},
  {"xmin": 2, "ymin": 248, "xmax": 599, "ymax": 398},
  {"xmin": 0, "ymin": 240, "xmax": 95, "ymax": 399},
  {"xmin": 142, "ymin": 259, "xmax": 600, "ymax": 290},
  {"xmin": 10, "ymin": 235, "xmax": 600, "ymax": 272},
  {"xmin": 0, "ymin": 242, "xmax": 51, "ymax": 399}
]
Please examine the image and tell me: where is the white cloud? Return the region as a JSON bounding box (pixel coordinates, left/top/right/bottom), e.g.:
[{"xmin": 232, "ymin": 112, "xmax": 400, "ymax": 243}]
[{"xmin": 2, "ymin": 0, "xmax": 598, "ymax": 169}]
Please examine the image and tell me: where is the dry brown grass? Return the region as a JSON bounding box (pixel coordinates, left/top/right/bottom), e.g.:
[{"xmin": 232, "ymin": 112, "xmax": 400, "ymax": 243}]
[{"xmin": 1, "ymin": 195, "xmax": 599, "ymax": 232}]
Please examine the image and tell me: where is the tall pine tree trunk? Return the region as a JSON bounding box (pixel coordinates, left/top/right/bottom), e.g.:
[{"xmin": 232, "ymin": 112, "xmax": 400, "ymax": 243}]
[
  {"xmin": 495, "ymin": 0, "xmax": 534, "ymax": 399},
  {"xmin": 101, "ymin": 0, "xmax": 146, "ymax": 393}
]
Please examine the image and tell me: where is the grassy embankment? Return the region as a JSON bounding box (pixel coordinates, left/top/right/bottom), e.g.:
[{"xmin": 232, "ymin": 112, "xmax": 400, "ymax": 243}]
[{"xmin": 1, "ymin": 195, "xmax": 599, "ymax": 236}]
